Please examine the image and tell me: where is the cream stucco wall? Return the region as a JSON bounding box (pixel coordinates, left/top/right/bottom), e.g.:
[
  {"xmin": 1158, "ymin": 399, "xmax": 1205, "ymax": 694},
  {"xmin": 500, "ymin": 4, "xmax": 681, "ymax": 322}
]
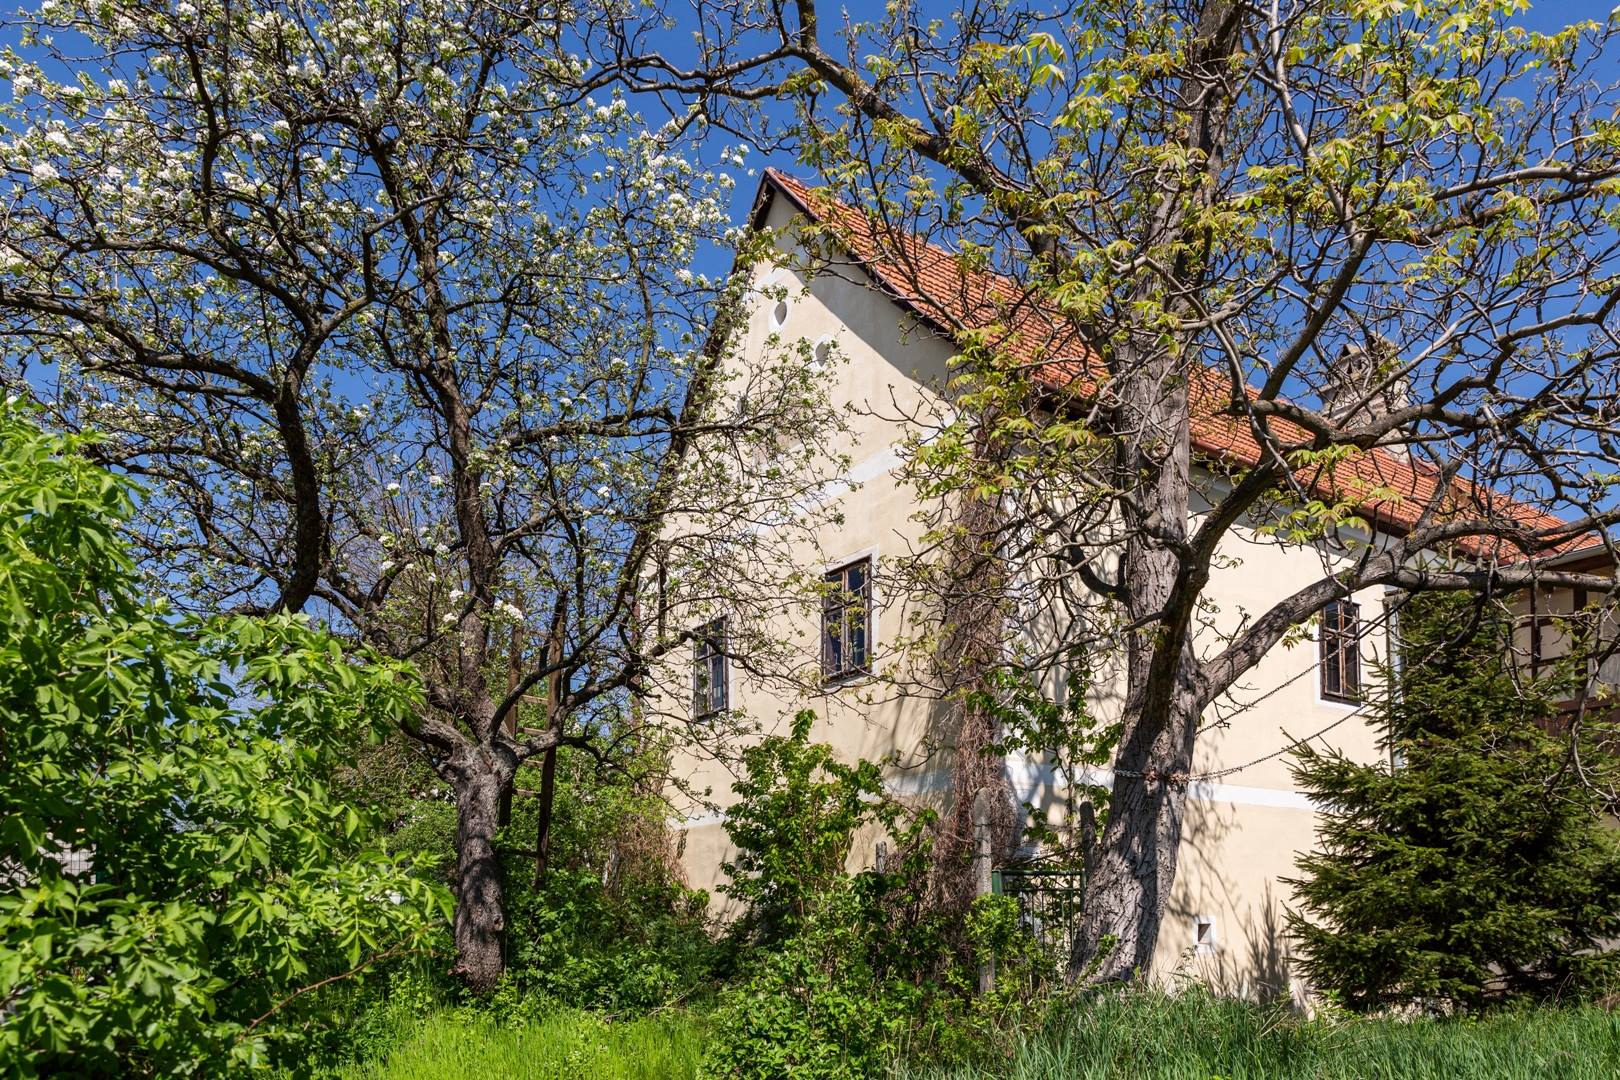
[{"xmin": 663, "ymin": 189, "xmax": 1395, "ymax": 997}]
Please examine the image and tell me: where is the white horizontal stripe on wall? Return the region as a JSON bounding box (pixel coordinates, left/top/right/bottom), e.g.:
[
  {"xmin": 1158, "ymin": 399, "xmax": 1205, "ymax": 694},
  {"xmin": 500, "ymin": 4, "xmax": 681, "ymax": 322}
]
[{"xmin": 672, "ymin": 755, "xmax": 1317, "ymax": 830}]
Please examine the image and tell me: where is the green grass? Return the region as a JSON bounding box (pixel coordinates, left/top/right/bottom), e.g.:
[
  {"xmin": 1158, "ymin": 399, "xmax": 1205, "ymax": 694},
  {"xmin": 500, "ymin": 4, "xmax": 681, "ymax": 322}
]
[
  {"xmin": 898, "ymin": 989, "xmax": 1620, "ymax": 1080},
  {"xmin": 335, "ymin": 1008, "xmax": 704, "ymax": 1080},
  {"xmin": 324, "ymin": 992, "xmax": 1619, "ymax": 1079}
]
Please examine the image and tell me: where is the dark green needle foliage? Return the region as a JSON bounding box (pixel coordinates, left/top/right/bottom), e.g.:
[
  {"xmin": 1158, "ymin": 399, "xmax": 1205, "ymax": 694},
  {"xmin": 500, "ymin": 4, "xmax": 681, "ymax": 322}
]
[{"xmin": 1287, "ymin": 590, "xmax": 1620, "ymax": 1014}]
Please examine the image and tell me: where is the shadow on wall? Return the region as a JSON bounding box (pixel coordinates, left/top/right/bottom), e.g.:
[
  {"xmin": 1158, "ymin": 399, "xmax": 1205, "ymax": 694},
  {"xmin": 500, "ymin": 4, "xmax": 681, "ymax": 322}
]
[
  {"xmin": 1169, "ymin": 858, "xmax": 1300, "ymax": 1006},
  {"xmin": 993, "ymin": 597, "xmax": 1131, "ymax": 854}
]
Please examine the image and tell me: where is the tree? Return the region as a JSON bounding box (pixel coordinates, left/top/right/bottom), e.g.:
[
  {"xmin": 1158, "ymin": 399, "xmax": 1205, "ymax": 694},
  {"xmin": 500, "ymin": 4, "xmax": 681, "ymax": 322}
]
[
  {"xmin": 0, "ymin": 403, "xmax": 444, "ymax": 1074},
  {"xmin": 0, "ymin": 1, "xmax": 842, "ymax": 988},
  {"xmin": 589, "ymin": 0, "xmax": 1620, "ymax": 981},
  {"xmin": 1286, "ymin": 590, "xmax": 1620, "ymax": 1013}
]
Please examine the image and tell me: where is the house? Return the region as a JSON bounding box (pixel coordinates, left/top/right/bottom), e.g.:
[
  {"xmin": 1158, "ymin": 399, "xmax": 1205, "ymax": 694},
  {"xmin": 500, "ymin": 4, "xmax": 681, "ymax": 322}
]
[{"xmin": 663, "ymin": 170, "xmax": 1609, "ymax": 1000}]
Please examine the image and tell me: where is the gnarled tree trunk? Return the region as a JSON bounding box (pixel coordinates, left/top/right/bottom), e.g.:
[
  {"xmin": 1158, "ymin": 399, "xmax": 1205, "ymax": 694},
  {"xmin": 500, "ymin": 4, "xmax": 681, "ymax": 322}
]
[
  {"xmin": 1069, "ymin": 332, "xmax": 1203, "ymax": 982},
  {"xmin": 1060, "ymin": 0, "xmax": 1243, "ymax": 982}
]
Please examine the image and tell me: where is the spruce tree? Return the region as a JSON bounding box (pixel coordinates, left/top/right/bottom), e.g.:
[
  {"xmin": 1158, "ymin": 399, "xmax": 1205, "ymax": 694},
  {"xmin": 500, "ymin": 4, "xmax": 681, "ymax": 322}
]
[{"xmin": 1286, "ymin": 591, "xmax": 1620, "ymax": 1013}]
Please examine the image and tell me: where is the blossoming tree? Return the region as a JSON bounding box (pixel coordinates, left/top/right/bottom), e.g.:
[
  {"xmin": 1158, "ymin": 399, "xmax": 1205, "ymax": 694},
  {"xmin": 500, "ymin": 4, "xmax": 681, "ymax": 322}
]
[{"xmin": 0, "ymin": 0, "xmax": 842, "ymax": 988}]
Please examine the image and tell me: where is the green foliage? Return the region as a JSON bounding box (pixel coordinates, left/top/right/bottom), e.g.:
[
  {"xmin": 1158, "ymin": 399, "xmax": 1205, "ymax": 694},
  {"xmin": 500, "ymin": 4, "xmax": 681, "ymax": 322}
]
[
  {"xmin": 322, "ymin": 989, "xmax": 1620, "ymax": 1080},
  {"xmin": 1287, "ymin": 591, "xmax": 1620, "ymax": 1014},
  {"xmin": 719, "ymin": 710, "xmax": 930, "ymax": 944},
  {"xmin": 703, "ymin": 711, "xmax": 944, "ymax": 1078},
  {"xmin": 702, "ymin": 883, "xmax": 926, "ymax": 1080},
  {"xmin": 0, "ymin": 405, "xmax": 447, "ymax": 1076},
  {"xmin": 957, "ymin": 892, "xmax": 1066, "ymax": 1020},
  {"xmin": 895, "ymin": 987, "xmax": 1620, "ymax": 1080},
  {"xmin": 703, "ymin": 712, "xmax": 1069, "ymax": 1077},
  {"xmin": 500, "ymin": 749, "xmax": 716, "ymax": 1014},
  {"xmin": 975, "ymin": 655, "xmax": 1116, "ymax": 856},
  {"xmin": 351, "ymin": 736, "xmax": 717, "ymax": 1018}
]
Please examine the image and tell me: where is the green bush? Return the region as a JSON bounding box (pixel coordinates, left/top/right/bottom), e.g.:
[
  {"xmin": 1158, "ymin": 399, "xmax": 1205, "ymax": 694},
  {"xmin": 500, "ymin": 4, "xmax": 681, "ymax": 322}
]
[
  {"xmin": 349, "ymin": 739, "xmax": 717, "ymax": 1020},
  {"xmin": 703, "ymin": 883, "xmax": 925, "ymax": 1080},
  {"xmin": 504, "ymin": 747, "xmax": 715, "ymax": 1012},
  {"xmin": 0, "ymin": 405, "xmax": 447, "ymax": 1076},
  {"xmin": 701, "ymin": 711, "xmax": 985, "ymax": 1079},
  {"xmin": 718, "ymin": 711, "xmax": 924, "ymax": 946},
  {"xmin": 502, "ymin": 858, "xmax": 713, "ymax": 1014}
]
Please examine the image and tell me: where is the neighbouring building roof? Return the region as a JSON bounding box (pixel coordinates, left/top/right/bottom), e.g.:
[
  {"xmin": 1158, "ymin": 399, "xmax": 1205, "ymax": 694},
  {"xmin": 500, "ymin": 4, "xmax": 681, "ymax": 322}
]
[{"xmin": 754, "ymin": 169, "xmax": 1585, "ymax": 563}]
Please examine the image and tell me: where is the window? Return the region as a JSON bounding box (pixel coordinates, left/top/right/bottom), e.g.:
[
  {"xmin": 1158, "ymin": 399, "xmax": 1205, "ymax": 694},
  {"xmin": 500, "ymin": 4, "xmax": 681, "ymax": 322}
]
[
  {"xmin": 1529, "ymin": 604, "xmax": 1550, "ymax": 677},
  {"xmin": 1525, "ymin": 590, "xmax": 1565, "ymax": 678},
  {"xmin": 692, "ymin": 618, "xmax": 728, "ymax": 717},
  {"xmin": 822, "ymin": 558, "xmax": 872, "ymax": 681},
  {"xmin": 1320, "ymin": 599, "xmax": 1361, "ymax": 702}
]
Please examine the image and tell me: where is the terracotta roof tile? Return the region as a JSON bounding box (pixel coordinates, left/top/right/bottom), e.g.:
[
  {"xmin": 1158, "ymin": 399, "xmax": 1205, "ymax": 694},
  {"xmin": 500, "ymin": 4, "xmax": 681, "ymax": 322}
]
[{"xmin": 757, "ymin": 169, "xmax": 1578, "ymax": 562}]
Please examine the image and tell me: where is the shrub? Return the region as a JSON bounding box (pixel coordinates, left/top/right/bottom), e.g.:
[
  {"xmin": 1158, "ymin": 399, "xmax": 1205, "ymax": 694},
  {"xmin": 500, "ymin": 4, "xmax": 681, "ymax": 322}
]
[
  {"xmin": 0, "ymin": 405, "xmax": 446, "ymax": 1075},
  {"xmin": 702, "ymin": 711, "xmax": 959, "ymax": 1078},
  {"xmin": 703, "ymin": 883, "xmax": 925, "ymax": 1080},
  {"xmin": 492, "ymin": 745, "xmax": 713, "ymax": 1012},
  {"xmin": 718, "ymin": 711, "xmax": 923, "ymax": 946},
  {"xmin": 355, "ymin": 737, "xmax": 717, "ymax": 1018}
]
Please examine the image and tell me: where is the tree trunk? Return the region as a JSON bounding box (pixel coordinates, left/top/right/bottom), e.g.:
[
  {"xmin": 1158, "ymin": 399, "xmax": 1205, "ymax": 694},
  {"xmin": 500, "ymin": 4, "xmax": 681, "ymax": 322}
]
[
  {"xmin": 450, "ymin": 755, "xmax": 509, "ymax": 991},
  {"xmin": 533, "ymin": 746, "xmax": 557, "ymax": 886},
  {"xmin": 533, "ymin": 612, "xmax": 566, "ymax": 887},
  {"xmin": 928, "ymin": 428, "xmax": 1015, "ymax": 915},
  {"xmin": 1068, "ymin": 335, "xmax": 1201, "ymax": 983},
  {"xmin": 1067, "ymin": 674, "xmax": 1199, "ymax": 983}
]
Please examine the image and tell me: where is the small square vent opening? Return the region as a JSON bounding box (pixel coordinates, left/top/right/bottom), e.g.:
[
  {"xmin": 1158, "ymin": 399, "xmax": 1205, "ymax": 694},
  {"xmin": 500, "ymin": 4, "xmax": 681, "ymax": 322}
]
[{"xmin": 1193, "ymin": 915, "xmax": 1218, "ymax": 956}]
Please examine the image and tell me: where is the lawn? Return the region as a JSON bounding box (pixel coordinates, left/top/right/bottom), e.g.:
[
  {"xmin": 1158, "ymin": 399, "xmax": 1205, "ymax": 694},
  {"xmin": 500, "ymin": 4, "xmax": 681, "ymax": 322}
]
[{"xmin": 900, "ymin": 990, "xmax": 1620, "ymax": 1080}]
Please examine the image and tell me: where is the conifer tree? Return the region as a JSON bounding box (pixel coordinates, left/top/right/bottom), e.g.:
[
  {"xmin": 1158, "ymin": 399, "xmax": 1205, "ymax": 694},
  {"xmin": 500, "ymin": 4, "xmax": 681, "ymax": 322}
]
[{"xmin": 1287, "ymin": 591, "xmax": 1620, "ymax": 1013}]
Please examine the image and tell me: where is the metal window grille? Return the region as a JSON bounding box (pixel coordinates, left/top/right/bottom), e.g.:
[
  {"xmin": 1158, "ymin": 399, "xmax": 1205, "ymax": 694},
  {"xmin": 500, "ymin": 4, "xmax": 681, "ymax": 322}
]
[
  {"xmin": 1320, "ymin": 599, "xmax": 1361, "ymax": 702},
  {"xmin": 692, "ymin": 618, "xmax": 728, "ymax": 717},
  {"xmin": 822, "ymin": 558, "xmax": 871, "ymax": 680}
]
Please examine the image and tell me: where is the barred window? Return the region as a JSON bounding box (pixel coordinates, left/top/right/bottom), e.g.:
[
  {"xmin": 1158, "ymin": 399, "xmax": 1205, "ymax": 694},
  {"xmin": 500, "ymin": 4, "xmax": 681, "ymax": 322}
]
[
  {"xmin": 1320, "ymin": 600, "xmax": 1361, "ymax": 702},
  {"xmin": 692, "ymin": 618, "xmax": 728, "ymax": 718},
  {"xmin": 822, "ymin": 558, "xmax": 871, "ymax": 681}
]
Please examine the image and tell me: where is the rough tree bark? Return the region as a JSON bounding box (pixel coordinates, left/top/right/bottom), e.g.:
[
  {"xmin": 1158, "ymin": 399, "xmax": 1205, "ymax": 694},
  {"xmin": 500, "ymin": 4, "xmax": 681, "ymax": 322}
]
[
  {"xmin": 1061, "ymin": 0, "xmax": 1244, "ymax": 982},
  {"xmin": 450, "ymin": 749, "xmax": 515, "ymax": 990},
  {"xmin": 1067, "ymin": 352, "xmax": 1203, "ymax": 979}
]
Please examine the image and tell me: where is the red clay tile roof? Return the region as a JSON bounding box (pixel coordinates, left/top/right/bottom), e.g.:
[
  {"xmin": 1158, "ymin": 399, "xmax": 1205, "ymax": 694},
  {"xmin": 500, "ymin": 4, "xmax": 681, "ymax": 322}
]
[{"xmin": 755, "ymin": 169, "xmax": 1581, "ymax": 561}]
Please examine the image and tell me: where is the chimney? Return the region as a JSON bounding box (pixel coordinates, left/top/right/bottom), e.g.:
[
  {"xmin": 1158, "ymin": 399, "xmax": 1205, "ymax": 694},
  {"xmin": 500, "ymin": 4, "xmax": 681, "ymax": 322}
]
[{"xmin": 1323, "ymin": 336, "xmax": 1410, "ymax": 428}]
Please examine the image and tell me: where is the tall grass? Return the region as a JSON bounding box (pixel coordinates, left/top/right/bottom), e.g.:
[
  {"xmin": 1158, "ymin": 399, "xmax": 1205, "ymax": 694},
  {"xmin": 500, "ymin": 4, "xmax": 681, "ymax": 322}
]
[
  {"xmin": 320, "ymin": 990, "xmax": 1618, "ymax": 1079},
  {"xmin": 898, "ymin": 989, "xmax": 1620, "ymax": 1080},
  {"xmin": 334, "ymin": 1007, "xmax": 704, "ymax": 1080}
]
